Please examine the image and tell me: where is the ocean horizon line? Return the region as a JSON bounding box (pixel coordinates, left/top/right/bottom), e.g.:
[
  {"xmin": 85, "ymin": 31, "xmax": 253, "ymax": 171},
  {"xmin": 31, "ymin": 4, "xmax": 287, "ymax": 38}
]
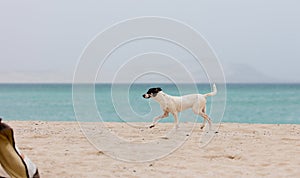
[{"xmin": 0, "ymin": 82, "xmax": 300, "ymax": 85}]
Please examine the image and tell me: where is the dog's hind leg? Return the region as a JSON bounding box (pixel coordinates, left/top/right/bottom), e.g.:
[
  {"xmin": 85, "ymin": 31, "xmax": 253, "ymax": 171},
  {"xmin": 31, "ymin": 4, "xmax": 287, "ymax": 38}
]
[
  {"xmin": 200, "ymin": 119, "xmax": 206, "ymax": 130},
  {"xmin": 199, "ymin": 113, "xmax": 212, "ymax": 131},
  {"xmin": 200, "ymin": 107, "xmax": 207, "ymax": 129},
  {"xmin": 193, "ymin": 105, "xmax": 212, "ymax": 130},
  {"xmin": 149, "ymin": 111, "xmax": 169, "ymax": 128}
]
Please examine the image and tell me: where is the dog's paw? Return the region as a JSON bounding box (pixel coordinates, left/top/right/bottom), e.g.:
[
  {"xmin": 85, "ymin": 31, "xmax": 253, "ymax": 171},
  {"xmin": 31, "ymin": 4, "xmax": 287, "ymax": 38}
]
[
  {"xmin": 149, "ymin": 124, "xmax": 155, "ymax": 128},
  {"xmin": 161, "ymin": 135, "xmax": 169, "ymax": 139}
]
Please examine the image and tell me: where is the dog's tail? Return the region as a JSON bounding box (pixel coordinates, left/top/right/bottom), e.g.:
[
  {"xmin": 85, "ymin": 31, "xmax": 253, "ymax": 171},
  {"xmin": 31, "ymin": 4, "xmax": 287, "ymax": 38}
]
[{"xmin": 203, "ymin": 84, "xmax": 217, "ymax": 97}]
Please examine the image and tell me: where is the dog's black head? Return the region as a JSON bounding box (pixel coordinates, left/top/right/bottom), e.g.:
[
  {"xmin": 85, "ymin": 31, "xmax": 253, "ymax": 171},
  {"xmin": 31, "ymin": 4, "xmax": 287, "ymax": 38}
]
[{"xmin": 142, "ymin": 87, "xmax": 162, "ymax": 99}]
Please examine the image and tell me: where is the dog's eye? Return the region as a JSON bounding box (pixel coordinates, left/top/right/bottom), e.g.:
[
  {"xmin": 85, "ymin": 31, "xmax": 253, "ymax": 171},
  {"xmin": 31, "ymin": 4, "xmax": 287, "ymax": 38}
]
[{"xmin": 147, "ymin": 90, "xmax": 154, "ymax": 94}]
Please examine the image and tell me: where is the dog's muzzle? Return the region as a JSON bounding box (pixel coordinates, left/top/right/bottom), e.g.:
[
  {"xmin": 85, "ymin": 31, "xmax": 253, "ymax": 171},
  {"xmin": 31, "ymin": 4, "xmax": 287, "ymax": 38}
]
[{"xmin": 143, "ymin": 94, "xmax": 150, "ymax": 99}]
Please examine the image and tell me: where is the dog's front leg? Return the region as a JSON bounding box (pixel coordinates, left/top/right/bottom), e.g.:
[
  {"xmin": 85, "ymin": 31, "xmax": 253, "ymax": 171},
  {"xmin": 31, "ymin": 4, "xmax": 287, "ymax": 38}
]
[
  {"xmin": 149, "ymin": 111, "xmax": 169, "ymax": 128},
  {"xmin": 172, "ymin": 112, "xmax": 179, "ymax": 129}
]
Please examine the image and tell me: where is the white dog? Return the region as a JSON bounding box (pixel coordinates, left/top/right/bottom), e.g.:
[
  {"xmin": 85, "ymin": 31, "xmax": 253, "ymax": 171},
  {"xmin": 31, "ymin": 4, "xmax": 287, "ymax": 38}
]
[{"xmin": 142, "ymin": 84, "xmax": 217, "ymax": 130}]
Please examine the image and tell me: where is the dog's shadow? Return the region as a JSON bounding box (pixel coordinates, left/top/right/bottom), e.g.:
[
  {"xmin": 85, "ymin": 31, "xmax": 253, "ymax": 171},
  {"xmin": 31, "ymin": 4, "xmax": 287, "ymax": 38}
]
[
  {"xmin": 158, "ymin": 126, "xmax": 192, "ymax": 140},
  {"xmin": 159, "ymin": 127, "xmax": 218, "ymax": 141}
]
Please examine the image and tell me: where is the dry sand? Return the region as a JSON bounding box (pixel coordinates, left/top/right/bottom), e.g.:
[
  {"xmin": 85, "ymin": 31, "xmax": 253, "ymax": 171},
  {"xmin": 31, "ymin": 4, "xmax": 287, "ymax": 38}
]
[{"xmin": 3, "ymin": 121, "xmax": 300, "ymax": 178}]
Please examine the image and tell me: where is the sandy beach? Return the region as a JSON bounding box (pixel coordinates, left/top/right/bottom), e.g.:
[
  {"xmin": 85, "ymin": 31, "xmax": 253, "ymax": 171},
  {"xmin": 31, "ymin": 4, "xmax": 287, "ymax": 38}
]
[{"xmin": 3, "ymin": 121, "xmax": 300, "ymax": 178}]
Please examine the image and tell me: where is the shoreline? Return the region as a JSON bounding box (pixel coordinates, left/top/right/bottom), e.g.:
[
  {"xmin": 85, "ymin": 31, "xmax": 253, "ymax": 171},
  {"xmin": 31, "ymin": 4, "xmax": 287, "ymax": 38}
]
[
  {"xmin": 2, "ymin": 121, "xmax": 300, "ymax": 177},
  {"xmin": 4, "ymin": 120, "xmax": 300, "ymax": 124}
]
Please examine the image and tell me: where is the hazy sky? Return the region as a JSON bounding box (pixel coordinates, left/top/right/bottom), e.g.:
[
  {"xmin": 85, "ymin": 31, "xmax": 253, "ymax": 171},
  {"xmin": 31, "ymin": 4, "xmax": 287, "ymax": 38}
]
[{"xmin": 0, "ymin": 0, "xmax": 299, "ymax": 83}]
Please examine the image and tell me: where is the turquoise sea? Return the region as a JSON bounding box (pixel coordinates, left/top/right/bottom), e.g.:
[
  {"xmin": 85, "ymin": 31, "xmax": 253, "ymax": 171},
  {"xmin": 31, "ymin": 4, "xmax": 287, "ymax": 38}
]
[{"xmin": 0, "ymin": 84, "xmax": 299, "ymax": 124}]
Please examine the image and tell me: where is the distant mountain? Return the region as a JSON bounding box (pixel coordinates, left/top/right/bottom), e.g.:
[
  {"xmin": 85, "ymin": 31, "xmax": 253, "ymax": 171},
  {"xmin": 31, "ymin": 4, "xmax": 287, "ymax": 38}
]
[{"xmin": 222, "ymin": 63, "xmax": 278, "ymax": 83}]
